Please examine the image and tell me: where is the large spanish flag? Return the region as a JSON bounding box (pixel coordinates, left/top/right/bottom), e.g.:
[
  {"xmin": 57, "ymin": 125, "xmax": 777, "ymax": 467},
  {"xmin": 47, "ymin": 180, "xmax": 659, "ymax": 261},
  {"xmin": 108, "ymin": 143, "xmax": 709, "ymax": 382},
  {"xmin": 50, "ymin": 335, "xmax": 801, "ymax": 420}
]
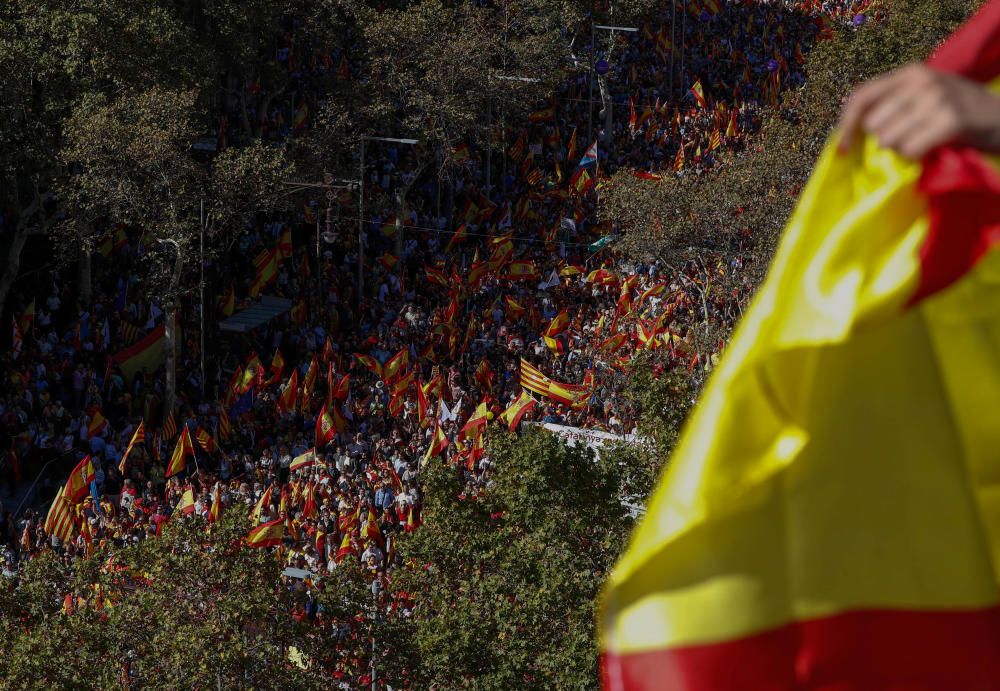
[
  {"xmin": 601, "ymin": 5, "xmax": 1000, "ymax": 690},
  {"xmin": 111, "ymin": 323, "xmax": 173, "ymax": 382}
]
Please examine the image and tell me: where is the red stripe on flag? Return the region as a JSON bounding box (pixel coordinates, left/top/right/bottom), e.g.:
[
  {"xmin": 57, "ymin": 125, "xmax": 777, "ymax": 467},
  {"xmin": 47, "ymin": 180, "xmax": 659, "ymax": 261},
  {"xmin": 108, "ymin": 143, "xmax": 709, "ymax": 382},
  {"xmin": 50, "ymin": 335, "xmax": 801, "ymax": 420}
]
[
  {"xmin": 601, "ymin": 606, "xmax": 1000, "ymax": 691},
  {"xmin": 907, "ymin": 1, "xmax": 1000, "ymax": 304},
  {"xmin": 111, "ymin": 323, "xmax": 165, "ymax": 365}
]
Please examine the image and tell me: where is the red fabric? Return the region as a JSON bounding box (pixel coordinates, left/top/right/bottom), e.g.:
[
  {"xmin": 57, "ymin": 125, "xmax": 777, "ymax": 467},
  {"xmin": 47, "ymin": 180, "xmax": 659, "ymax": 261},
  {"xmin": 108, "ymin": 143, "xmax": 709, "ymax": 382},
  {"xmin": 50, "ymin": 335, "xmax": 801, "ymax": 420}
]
[
  {"xmin": 601, "ymin": 606, "xmax": 1000, "ymax": 691},
  {"xmin": 911, "ymin": 0, "xmax": 1000, "ymax": 303}
]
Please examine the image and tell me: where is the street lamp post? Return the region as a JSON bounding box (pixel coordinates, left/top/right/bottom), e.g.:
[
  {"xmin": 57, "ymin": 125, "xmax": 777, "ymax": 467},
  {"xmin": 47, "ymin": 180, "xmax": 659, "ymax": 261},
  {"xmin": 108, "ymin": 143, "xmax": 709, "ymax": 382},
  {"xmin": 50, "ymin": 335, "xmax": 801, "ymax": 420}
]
[
  {"xmin": 358, "ymin": 136, "xmax": 419, "ymax": 299},
  {"xmin": 588, "ymin": 24, "xmax": 638, "ymax": 145},
  {"xmin": 283, "ymin": 175, "xmax": 360, "ymax": 308}
]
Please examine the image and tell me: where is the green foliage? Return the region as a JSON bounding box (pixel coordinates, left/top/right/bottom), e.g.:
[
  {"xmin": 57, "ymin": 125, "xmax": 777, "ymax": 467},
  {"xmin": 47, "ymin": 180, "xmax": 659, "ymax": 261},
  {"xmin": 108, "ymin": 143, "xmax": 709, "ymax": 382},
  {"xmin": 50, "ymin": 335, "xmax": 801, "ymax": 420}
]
[
  {"xmin": 604, "ymin": 0, "xmax": 978, "ymax": 271},
  {"xmin": 0, "ymin": 511, "xmax": 334, "ymax": 690},
  {"xmin": 393, "ymin": 429, "xmax": 634, "ymax": 690}
]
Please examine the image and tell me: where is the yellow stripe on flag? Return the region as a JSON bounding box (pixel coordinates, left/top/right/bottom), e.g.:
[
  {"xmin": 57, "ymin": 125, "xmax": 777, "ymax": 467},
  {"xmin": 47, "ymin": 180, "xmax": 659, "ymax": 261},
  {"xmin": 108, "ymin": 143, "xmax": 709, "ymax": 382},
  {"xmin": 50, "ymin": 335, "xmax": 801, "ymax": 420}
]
[{"xmin": 602, "ymin": 125, "xmax": 1000, "ymax": 672}]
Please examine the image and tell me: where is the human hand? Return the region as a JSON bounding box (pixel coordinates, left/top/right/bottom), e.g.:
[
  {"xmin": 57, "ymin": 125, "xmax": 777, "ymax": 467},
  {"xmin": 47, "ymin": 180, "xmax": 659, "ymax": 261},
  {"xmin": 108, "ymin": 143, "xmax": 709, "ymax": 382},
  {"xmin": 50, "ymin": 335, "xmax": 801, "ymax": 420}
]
[{"xmin": 838, "ymin": 63, "xmax": 1000, "ymax": 159}]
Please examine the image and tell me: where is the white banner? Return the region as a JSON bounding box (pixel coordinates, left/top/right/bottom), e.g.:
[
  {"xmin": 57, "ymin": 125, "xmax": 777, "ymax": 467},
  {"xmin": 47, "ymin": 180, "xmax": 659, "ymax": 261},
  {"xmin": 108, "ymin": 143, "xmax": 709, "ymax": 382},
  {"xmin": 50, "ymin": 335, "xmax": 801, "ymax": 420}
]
[{"xmin": 528, "ymin": 422, "xmax": 642, "ymax": 453}]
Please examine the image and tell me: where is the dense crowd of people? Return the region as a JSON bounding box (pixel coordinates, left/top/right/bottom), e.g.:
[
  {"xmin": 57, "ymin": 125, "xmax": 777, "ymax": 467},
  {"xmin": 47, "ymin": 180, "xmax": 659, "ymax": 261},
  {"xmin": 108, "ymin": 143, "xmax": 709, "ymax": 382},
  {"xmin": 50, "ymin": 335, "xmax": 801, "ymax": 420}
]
[{"xmin": 0, "ymin": 0, "xmax": 875, "ymax": 679}]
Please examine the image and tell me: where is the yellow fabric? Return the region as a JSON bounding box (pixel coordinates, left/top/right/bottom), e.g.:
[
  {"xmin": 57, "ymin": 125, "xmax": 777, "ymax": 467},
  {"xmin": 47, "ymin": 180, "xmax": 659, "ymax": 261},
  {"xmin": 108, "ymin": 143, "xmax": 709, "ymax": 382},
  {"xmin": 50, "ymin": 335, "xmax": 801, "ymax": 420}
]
[{"xmin": 602, "ymin": 134, "xmax": 1000, "ymax": 656}]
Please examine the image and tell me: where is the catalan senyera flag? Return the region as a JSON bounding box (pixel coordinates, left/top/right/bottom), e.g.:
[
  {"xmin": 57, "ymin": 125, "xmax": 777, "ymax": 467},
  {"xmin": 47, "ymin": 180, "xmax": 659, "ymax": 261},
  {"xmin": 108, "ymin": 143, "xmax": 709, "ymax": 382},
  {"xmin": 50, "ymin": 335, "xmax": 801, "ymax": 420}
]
[
  {"xmin": 520, "ymin": 359, "xmax": 590, "ymax": 408},
  {"xmin": 601, "ymin": 6, "xmax": 1000, "ymax": 689},
  {"xmin": 165, "ymin": 426, "xmax": 194, "ymax": 478},
  {"xmin": 246, "ymin": 517, "xmax": 284, "ymax": 548},
  {"xmin": 195, "ymin": 427, "xmax": 217, "ymax": 454},
  {"xmin": 44, "ymin": 486, "xmax": 76, "ymax": 543},
  {"xmin": 118, "ymin": 421, "xmax": 145, "ymax": 475},
  {"xmin": 499, "ymin": 392, "xmax": 537, "ymax": 432}
]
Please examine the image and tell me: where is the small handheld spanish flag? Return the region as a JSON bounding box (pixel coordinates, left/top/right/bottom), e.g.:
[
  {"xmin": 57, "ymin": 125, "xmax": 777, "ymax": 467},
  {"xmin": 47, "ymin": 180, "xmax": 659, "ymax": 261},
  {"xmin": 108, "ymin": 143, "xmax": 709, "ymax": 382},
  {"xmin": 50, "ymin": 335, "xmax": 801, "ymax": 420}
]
[{"xmin": 246, "ymin": 518, "xmax": 283, "ymax": 548}]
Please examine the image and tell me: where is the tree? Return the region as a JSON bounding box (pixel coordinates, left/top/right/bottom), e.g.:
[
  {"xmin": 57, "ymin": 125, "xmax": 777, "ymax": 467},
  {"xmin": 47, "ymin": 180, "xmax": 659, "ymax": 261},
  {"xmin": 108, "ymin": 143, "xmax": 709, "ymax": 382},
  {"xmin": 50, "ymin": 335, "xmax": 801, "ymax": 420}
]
[
  {"xmin": 0, "ymin": 0, "xmax": 210, "ymax": 317},
  {"xmin": 602, "ymin": 0, "xmax": 974, "ymax": 272},
  {"xmin": 0, "ymin": 510, "xmax": 346, "ymax": 689},
  {"xmin": 58, "ymin": 87, "xmax": 290, "ymax": 415},
  {"xmin": 389, "ymin": 429, "xmax": 633, "ymax": 690}
]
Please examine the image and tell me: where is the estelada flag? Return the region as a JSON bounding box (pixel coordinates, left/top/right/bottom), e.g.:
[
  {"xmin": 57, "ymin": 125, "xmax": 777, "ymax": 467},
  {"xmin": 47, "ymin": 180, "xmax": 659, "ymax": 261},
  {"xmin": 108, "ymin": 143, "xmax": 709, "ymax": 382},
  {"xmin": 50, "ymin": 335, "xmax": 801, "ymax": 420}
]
[
  {"xmin": 601, "ymin": 5, "xmax": 1000, "ymax": 689},
  {"xmin": 165, "ymin": 426, "xmax": 194, "ymax": 478},
  {"xmin": 246, "ymin": 518, "xmax": 283, "ymax": 548}
]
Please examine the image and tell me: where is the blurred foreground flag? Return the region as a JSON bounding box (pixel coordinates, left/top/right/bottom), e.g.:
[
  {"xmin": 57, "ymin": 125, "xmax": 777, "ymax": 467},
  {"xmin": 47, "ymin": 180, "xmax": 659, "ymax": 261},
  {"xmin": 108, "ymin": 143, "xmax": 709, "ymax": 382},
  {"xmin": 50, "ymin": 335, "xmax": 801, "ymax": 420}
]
[{"xmin": 601, "ymin": 4, "xmax": 1000, "ymax": 689}]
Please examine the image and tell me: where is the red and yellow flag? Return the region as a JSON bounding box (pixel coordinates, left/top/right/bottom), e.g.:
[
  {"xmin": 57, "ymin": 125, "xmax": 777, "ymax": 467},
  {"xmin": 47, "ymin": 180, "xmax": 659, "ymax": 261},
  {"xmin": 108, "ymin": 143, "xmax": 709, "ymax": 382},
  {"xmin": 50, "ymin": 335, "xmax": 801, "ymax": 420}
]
[
  {"xmin": 246, "ymin": 518, "xmax": 283, "ymax": 548},
  {"xmin": 335, "ymin": 532, "xmax": 355, "ymax": 563},
  {"xmin": 354, "ymin": 353, "xmax": 382, "ymax": 378},
  {"xmin": 63, "ymin": 455, "xmax": 96, "ymax": 503},
  {"xmin": 520, "ymin": 359, "xmax": 590, "ymax": 408},
  {"xmin": 249, "ymin": 486, "xmax": 272, "ymax": 524},
  {"xmin": 209, "ymin": 484, "xmax": 222, "ymax": 524},
  {"xmin": 44, "ymin": 486, "xmax": 76, "ymax": 542},
  {"xmin": 602, "ymin": 7, "xmax": 1000, "ymax": 689},
  {"xmin": 176, "ymin": 488, "xmax": 196, "ymax": 515},
  {"xmin": 218, "ymin": 283, "xmax": 235, "ymax": 316},
  {"xmin": 315, "ymin": 405, "xmax": 337, "ymax": 448},
  {"xmin": 498, "ymin": 392, "xmax": 537, "ymax": 432},
  {"xmin": 278, "ymin": 369, "xmax": 298, "ymax": 414},
  {"xmin": 118, "ymin": 421, "xmax": 145, "ymax": 475},
  {"xmin": 423, "ymin": 422, "xmax": 449, "ymax": 464},
  {"xmin": 165, "ymin": 426, "xmax": 194, "ymax": 478}
]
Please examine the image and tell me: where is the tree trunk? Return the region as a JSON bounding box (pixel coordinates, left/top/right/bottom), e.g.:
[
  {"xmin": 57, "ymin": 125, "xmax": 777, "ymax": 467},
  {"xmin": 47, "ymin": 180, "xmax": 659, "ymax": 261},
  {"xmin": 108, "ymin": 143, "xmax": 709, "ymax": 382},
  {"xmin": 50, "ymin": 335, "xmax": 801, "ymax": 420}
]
[
  {"xmin": 162, "ymin": 241, "xmax": 184, "ymax": 418},
  {"xmin": 0, "ymin": 223, "xmax": 31, "ymax": 323},
  {"xmin": 164, "ymin": 299, "xmax": 178, "ymax": 419},
  {"xmin": 0, "ymin": 189, "xmax": 49, "ymax": 321},
  {"xmin": 79, "ymin": 248, "xmax": 92, "ymax": 307}
]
